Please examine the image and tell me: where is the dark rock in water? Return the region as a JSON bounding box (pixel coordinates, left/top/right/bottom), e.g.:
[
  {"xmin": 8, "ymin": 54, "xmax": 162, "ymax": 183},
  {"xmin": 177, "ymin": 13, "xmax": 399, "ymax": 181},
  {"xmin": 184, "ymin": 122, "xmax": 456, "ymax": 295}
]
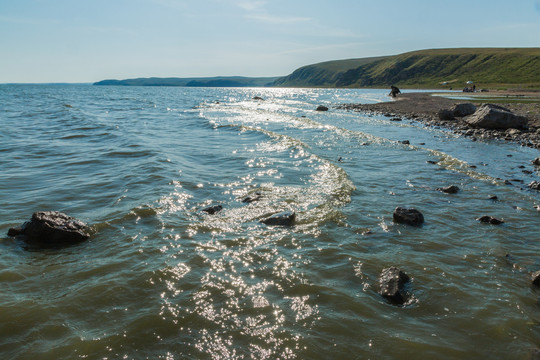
[
  {"xmin": 427, "ymin": 160, "xmax": 438, "ymax": 165},
  {"xmin": 242, "ymin": 192, "xmax": 262, "ymax": 203},
  {"xmin": 438, "ymin": 109, "xmax": 455, "ymax": 120},
  {"xmin": 437, "ymin": 185, "xmax": 460, "ymax": 194},
  {"xmin": 7, "ymin": 211, "xmax": 90, "ymax": 247},
  {"xmin": 451, "ymin": 103, "xmax": 477, "ymax": 117},
  {"xmin": 532, "ymin": 271, "xmax": 540, "ymax": 287},
  {"xmin": 465, "ymin": 104, "xmax": 528, "ymax": 130},
  {"xmin": 252, "ymin": 96, "xmax": 264, "ymax": 101},
  {"xmin": 477, "ymin": 215, "xmax": 504, "ymax": 225},
  {"xmin": 378, "ymin": 267, "xmax": 410, "ymax": 305},
  {"xmin": 533, "ymin": 157, "xmax": 540, "ymax": 166},
  {"xmin": 390, "ymin": 117, "xmax": 402, "ymax": 121},
  {"xmin": 488, "ymin": 195, "xmax": 498, "ymax": 201},
  {"xmin": 393, "ymin": 207, "xmax": 424, "ymax": 226},
  {"xmin": 260, "ymin": 211, "xmax": 295, "ymax": 226},
  {"xmin": 401, "ymin": 140, "xmax": 410, "ymax": 145},
  {"xmin": 316, "ymin": 105, "xmax": 329, "ymax": 111},
  {"xmin": 202, "ymin": 205, "xmax": 223, "ymax": 215},
  {"xmin": 529, "ymin": 181, "xmax": 540, "ymax": 191}
]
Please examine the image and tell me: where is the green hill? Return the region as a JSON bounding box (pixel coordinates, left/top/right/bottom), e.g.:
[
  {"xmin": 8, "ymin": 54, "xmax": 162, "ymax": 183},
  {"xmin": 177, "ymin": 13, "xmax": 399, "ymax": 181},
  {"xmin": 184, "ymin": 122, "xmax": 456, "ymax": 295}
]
[
  {"xmin": 94, "ymin": 76, "xmax": 280, "ymax": 87},
  {"xmin": 272, "ymin": 48, "xmax": 540, "ymax": 89}
]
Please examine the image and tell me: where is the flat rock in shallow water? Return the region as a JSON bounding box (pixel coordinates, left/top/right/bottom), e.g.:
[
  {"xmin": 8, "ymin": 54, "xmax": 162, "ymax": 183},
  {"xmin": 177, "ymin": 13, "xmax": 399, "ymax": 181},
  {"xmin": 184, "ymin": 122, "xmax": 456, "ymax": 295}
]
[
  {"xmin": 393, "ymin": 207, "xmax": 424, "ymax": 226},
  {"xmin": 260, "ymin": 211, "xmax": 295, "ymax": 226},
  {"xmin": 378, "ymin": 267, "xmax": 411, "ymax": 305},
  {"xmin": 7, "ymin": 211, "xmax": 90, "ymax": 248}
]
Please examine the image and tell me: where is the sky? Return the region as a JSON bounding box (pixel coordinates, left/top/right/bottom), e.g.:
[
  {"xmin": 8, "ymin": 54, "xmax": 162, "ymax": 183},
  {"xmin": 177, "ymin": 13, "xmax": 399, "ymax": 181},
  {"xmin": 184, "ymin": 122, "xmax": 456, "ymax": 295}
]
[{"xmin": 1, "ymin": 0, "xmax": 540, "ymax": 83}]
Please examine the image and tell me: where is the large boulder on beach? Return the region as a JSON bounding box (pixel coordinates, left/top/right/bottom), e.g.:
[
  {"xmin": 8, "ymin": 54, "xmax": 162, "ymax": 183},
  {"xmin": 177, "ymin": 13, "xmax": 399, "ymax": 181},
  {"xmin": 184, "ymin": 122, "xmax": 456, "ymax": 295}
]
[
  {"xmin": 378, "ymin": 267, "xmax": 411, "ymax": 305},
  {"xmin": 465, "ymin": 104, "xmax": 528, "ymax": 130},
  {"xmin": 452, "ymin": 103, "xmax": 477, "ymax": 117},
  {"xmin": 438, "ymin": 109, "xmax": 455, "ymax": 120},
  {"xmin": 7, "ymin": 211, "xmax": 90, "ymax": 247},
  {"xmin": 393, "ymin": 207, "xmax": 424, "ymax": 226}
]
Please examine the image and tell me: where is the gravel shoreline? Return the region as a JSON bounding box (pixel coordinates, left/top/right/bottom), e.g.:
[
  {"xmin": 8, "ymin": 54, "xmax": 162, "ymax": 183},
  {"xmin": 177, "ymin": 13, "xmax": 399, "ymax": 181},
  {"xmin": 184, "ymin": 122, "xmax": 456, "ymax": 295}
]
[{"xmin": 338, "ymin": 92, "xmax": 540, "ymax": 149}]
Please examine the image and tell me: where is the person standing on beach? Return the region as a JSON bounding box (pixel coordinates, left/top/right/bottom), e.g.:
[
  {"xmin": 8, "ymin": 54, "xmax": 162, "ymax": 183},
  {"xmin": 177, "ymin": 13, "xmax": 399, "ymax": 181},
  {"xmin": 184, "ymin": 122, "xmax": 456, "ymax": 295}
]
[{"xmin": 390, "ymin": 85, "xmax": 401, "ymax": 97}]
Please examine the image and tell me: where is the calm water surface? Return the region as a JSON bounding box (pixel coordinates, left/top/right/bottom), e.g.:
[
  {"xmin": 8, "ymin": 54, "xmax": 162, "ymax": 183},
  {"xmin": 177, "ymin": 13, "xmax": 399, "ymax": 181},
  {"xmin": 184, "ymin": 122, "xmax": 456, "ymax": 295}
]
[{"xmin": 0, "ymin": 85, "xmax": 539, "ymax": 359}]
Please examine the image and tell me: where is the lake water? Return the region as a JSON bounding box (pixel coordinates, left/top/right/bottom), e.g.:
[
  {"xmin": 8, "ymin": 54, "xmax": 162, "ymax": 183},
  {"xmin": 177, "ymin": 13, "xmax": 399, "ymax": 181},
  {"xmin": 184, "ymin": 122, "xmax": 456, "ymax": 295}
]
[{"xmin": 1, "ymin": 85, "xmax": 539, "ymax": 359}]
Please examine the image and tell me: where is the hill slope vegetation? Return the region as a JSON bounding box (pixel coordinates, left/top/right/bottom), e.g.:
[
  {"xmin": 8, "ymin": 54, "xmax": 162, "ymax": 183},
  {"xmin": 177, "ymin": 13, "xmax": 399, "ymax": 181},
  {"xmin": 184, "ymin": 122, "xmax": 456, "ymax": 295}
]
[{"xmin": 273, "ymin": 48, "xmax": 540, "ymax": 89}]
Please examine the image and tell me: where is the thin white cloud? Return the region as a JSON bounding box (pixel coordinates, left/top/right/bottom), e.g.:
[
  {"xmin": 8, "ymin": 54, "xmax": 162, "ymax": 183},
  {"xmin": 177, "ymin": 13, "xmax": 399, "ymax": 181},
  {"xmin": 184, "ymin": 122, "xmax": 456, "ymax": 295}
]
[
  {"xmin": 246, "ymin": 13, "xmax": 311, "ymax": 24},
  {"xmin": 233, "ymin": 0, "xmax": 311, "ymax": 24}
]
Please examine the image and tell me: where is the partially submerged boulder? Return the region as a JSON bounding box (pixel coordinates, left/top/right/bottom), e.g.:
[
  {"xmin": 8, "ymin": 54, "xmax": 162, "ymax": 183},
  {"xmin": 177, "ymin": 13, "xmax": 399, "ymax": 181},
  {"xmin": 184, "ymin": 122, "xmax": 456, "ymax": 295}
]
[
  {"xmin": 533, "ymin": 158, "xmax": 540, "ymax": 166},
  {"xmin": 477, "ymin": 215, "xmax": 504, "ymax": 225},
  {"xmin": 316, "ymin": 105, "xmax": 329, "ymax": 112},
  {"xmin": 531, "ymin": 271, "xmax": 540, "ymax": 287},
  {"xmin": 260, "ymin": 211, "xmax": 295, "ymax": 226},
  {"xmin": 437, "ymin": 185, "xmax": 460, "ymax": 194},
  {"xmin": 393, "ymin": 207, "xmax": 424, "ymax": 226},
  {"xmin": 465, "ymin": 104, "xmax": 528, "ymax": 130},
  {"xmin": 378, "ymin": 267, "xmax": 411, "ymax": 305},
  {"xmin": 201, "ymin": 205, "xmax": 223, "ymax": 215},
  {"xmin": 7, "ymin": 211, "xmax": 90, "ymax": 247},
  {"xmin": 529, "ymin": 181, "xmax": 540, "ymax": 191}
]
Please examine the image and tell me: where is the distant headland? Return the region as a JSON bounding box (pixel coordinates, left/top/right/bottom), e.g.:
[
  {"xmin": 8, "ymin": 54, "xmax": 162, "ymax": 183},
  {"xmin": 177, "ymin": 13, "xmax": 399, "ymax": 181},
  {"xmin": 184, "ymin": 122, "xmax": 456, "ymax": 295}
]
[{"xmin": 94, "ymin": 48, "xmax": 540, "ymax": 90}]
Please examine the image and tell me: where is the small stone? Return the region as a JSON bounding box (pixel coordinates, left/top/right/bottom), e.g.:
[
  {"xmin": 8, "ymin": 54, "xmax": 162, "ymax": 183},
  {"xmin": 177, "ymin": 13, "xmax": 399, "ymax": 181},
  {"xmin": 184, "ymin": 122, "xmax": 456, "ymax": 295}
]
[
  {"xmin": 390, "ymin": 117, "xmax": 402, "ymax": 121},
  {"xmin": 477, "ymin": 215, "xmax": 504, "ymax": 225},
  {"xmin": 401, "ymin": 140, "xmax": 410, "ymax": 145},
  {"xmin": 202, "ymin": 205, "xmax": 223, "ymax": 215},
  {"xmin": 533, "ymin": 158, "xmax": 540, "ymax": 166},
  {"xmin": 316, "ymin": 105, "xmax": 329, "ymax": 111},
  {"xmin": 242, "ymin": 192, "xmax": 262, "ymax": 204},
  {"xmin": 393, "ymin": 207, "xmax": 424, "ymax": 226},
  {"xmin": 488, "ymin": 195, "xmax": 498, "ymax": 201},
  {"xmin": 252, "ymin": 96, "xmax": 264, "ymax": 101}
]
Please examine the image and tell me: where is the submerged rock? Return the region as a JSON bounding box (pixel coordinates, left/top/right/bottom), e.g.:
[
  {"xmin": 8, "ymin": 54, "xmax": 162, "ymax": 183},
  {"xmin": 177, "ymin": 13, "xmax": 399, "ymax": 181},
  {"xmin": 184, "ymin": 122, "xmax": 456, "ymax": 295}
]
[
  {"xmin": 393, "ymin": 207, "xmax": 424, "ymax": 226},
  {"xmin": 260, "ymin": 211, "xmax": 295, "ymax": 226},
  {"xmin": 378, "ymin": 267, "xmax": 411, "ymax": 305},
  {"xmin": 477, "ymin": 215, "xmax": 504, "ymax": 225},
  {"xmin": 533, "ymin": 157, "xmax": 540, "ymax": 166},
  {"xmin": 201, "ymin": 205, "xmax": 223, "ymax": 215},
  {"xmin": 7, "ymin": 211, "xmax": 90, "ymax": 248},
  {"xmin": 437, "ymin": 185, "xmax": 460, "ymax": 194},
  {"xmin": 252, "ymin": 96, "xmax": 264, "ymax": 101},
  {"xmin": 316, "ymin": 105, "xmax": 329, "ymax": 111},
  {"xmin": 465, "ymin": 104, "xmax": 528, "ymax": 130},
  {"xmin": 242, "ymin": 192, "xmax": 262, "ymax": 204},
  {"xmin": 529, "ymin": 181, "xmax": 540, "ymax": 191}
]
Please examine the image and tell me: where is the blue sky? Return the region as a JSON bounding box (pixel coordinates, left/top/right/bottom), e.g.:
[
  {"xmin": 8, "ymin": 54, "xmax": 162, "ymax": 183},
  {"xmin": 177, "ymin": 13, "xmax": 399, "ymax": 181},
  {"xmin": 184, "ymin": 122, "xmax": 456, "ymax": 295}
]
[{"xmin": 1, "ymin": 0, "xmax": 540, "ymax": 83}]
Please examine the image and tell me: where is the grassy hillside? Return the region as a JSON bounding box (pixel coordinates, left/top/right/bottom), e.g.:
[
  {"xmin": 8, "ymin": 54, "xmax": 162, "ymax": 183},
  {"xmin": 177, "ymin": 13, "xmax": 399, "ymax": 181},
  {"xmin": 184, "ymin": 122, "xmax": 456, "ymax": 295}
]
[
  {"xmin": 94, "ymin": 76, "xmax": 280, "ymax": 87},
  {"xmin": 273, "ymin": 48, "xmax": 540, "ymax": 89}
]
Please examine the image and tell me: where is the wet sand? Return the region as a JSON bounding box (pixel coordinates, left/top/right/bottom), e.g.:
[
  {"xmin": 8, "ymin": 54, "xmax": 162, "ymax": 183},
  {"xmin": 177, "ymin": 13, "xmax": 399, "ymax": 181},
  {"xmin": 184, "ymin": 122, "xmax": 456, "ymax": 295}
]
[{"xmin": 339, "ymin": 91, "xmax": 540, "ymax": 149}]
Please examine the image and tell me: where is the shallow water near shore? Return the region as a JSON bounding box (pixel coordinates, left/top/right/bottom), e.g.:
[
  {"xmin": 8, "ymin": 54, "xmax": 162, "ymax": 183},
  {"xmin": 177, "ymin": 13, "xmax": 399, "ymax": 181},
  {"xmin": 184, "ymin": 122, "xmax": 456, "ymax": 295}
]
[{"xmin": 1, "ymin": 85, "xmax": 539, "ymax": 359}]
